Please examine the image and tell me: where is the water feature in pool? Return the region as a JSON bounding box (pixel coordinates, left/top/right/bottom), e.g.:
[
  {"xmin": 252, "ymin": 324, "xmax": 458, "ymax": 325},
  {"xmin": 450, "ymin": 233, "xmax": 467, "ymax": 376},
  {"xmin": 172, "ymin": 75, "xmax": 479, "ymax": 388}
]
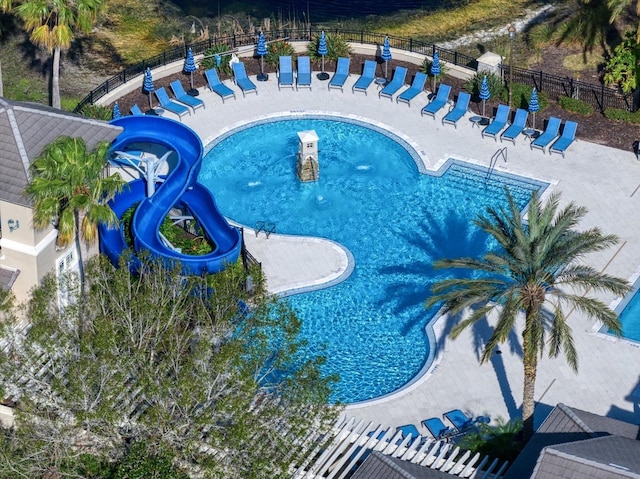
[{"xmin": 199, "ymin": 116, "xmax": 547, "ymax": 403}]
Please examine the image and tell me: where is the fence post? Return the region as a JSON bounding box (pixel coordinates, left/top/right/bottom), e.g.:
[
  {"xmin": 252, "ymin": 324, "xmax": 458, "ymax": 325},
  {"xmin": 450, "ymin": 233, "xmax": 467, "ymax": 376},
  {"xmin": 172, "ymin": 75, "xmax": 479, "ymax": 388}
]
[
  {"xmin": 361, "ymin": 30, "xmax": 364, "ymax": 44},
  {"xmin": 409, "ymin": 38, "xmax": 413, "ymax": 53},
  {"xmin": 454, "ymin": 51, "xmax": 458, "ymax": 67},
  {"xmin": 601, "ymin": 84, "xmax": 605, "ymax": 112}
]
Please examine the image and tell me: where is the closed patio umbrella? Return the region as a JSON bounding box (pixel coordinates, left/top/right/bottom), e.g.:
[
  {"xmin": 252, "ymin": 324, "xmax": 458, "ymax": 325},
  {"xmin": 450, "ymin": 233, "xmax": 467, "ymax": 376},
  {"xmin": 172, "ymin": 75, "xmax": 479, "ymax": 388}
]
[
  {"xmin": 381, "ymin": 35, "xmax": 392, "ymax": 80},
  {"xmin": 318, "ymin": 31, "xmax": 329, "ymax": 80},
  {"xmin": 256, "ymin": 32, "xmax": 268, "ymax": 81},
  {"xmin": 183, "ymin": 47, "xmax": 197, "ymax": 94},
  {"xmin": 112, "ymin": 102, "xmax": 121, "ymax": 120},
  {"xmin": 479, "ymin": 75, "xmax": 490, "ymax": 117},
  {"xmin": 529, "ymin": 87, "xmax": 540, "ymax": 130},
  {"xmin": 143, "ymin": 68, "xmax": 154, "ymax": 110},
  {"xmin": 430, "ymin": 50, "xmax": 441, "ymax": 92}
]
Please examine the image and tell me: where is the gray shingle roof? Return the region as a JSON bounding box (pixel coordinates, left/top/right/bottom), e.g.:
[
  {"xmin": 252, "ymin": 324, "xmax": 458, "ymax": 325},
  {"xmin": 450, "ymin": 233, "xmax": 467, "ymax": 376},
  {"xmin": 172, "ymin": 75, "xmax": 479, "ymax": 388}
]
[
  {"xmin": 0, "ymin": 97, "xmax": 122, "ymax": 207},
  {"xmin": 351, "ymin": 451, "xmax": 455, "ymax": 479},
  {"xmin": 532, "ymin": 436, "xmax": 640, "ymax": 478},
  {"xmin": 504, "ymin": 403, "xmax": 640, "ymax": 479}
]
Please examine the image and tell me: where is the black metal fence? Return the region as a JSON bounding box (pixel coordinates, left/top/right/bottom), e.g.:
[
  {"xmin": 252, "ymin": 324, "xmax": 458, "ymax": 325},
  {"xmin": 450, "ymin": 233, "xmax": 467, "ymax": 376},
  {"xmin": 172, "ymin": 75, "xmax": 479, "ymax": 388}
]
[{"xmin": 74, "ymin": 28, "xmax": 632, "ymax": 114}]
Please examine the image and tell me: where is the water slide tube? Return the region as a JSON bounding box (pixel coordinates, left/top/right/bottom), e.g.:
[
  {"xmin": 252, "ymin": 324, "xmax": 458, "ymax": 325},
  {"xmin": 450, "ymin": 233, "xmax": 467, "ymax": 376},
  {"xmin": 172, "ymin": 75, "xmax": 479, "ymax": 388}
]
[{"xmin": 99, "ymin": 115, "xmax": 242, "ymax": 274}]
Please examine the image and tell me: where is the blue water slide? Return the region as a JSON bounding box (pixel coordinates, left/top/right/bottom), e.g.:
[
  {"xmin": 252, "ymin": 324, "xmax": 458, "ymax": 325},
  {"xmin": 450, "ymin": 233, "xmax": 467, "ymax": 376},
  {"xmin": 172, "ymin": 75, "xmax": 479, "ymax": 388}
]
[{"xmin": 99, "ymin": 115, "xmax": 242, "ymax": 274}]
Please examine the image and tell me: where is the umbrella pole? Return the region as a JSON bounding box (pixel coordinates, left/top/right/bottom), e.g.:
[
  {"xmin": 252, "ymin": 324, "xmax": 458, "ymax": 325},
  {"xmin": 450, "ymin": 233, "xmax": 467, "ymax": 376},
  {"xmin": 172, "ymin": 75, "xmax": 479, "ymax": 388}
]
[
  {"xmin": 190, "ymin": 72, "xmax": 194, "ymax": 90},
  {"xmin": 482, "ymin": 100, "xmax": 486, "ymax": 117},
  {"xmin": 322, "ymin": 55, "xmax": 325, "ymax": 74}
]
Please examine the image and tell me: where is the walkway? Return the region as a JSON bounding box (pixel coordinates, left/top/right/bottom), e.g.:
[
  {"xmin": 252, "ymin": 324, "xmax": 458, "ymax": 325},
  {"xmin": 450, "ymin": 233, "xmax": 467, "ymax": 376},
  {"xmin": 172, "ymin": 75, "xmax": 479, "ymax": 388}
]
[{"xmin": 173, "ymin": 71, "xmax": 640, "ymax": 433}]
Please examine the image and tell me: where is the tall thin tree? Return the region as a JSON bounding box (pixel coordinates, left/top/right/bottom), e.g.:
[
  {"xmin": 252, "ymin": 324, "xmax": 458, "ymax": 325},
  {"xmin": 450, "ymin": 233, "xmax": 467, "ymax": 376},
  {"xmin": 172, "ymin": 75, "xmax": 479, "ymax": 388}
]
[
  {"xmin": 426, "ymin": 190, "xmax": 630, "ymax": 441},
  {"xmin": 0, "ymin": 0, "xmax": 104, "ymax": 108}
]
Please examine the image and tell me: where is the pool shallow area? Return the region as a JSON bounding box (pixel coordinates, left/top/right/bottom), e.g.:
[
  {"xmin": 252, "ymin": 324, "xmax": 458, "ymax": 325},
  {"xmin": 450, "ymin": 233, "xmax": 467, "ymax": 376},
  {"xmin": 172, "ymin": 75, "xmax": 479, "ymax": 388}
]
[
  {"xmin": 606, "ymin": 278, "xmax": 640, "ymax": 343},
  {"xmin": 199, "ymin": 116, "xmax": 547, "ymax": 403}
]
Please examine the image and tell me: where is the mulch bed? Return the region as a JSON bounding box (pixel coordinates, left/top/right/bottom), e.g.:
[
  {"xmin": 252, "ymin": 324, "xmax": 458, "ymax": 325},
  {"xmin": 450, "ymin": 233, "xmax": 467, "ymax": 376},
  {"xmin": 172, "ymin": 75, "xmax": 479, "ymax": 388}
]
[{"xmin": 115, "ymin": 53, "xmax": 639, "ymax": 154}]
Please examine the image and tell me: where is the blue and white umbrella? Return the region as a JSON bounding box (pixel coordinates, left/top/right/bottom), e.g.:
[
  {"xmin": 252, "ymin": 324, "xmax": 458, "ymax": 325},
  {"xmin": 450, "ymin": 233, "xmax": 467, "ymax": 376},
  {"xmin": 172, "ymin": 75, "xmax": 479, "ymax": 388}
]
[
  {"xmin": 143, "ymin": 67, "xmax": 154, "ymax": 110},
  {"xmin": 381, "ymin": 35, "xmax": 392, "ymax": 80},
  {"xmin": 183, "ymin": 47, "xmax": 197, "ymax": 90},
  {"xmin": 112, "ymin": 102, "xmax": 121, "ymax": 120},
  {"xmin": 430, "ymin": 50, "xmax": 441, "ymax": 91},
  {"xmin": 256, "ymin": 32, "xmax": 267, "ymax": 80},
  {"xmin": 479, "ymin": 75, "xmax": 490, "ymax": 117},
  {"xmin": 529, "ymin": 87, "xmax": 540, "ymax": 129},
  {"xmin": 318, "ymin": 31, "xmax": 328, "ymax": 76}
]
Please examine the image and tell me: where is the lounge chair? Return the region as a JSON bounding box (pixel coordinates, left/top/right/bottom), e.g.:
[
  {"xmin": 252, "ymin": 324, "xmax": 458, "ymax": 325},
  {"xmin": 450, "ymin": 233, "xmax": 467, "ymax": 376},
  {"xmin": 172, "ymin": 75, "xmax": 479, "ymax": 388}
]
[
  {"xmin": 396, "ymin": 424, "xmax": 421, "ymax": 445},
  {"xmin": 443, "ymin": 409, "xmax": 475, "ymax": 433},
  {"xmin": 420, "ymin": 84, "xmax": 452, "ymax": 118},
  {"xmin": 231, "ymin": 62, "xmax": 258, "ymax": 97},
  {"xmin": 296, "ymin": 56, "xmax": 312, "ymax": 90},
  {"xmin": 204, "ymin": 68, "xmax": 236, "ymax": 102},
  {"xmin": 531, "ymin": 116, "xmax": 562, "ymax": 153},
  {"xmin": 329, "ymin": 57, "xmax": 351, "ymax": 92},
  {"xmin": 422, "ymin": 417, "xmax": 456, "ymax": 441},
  {"xmin": 170, "ymin": 80, "xmax": 205, "ymax": 112},
  {"xmin": 500, "ymin": 108, "xmax": 529, "ymax": 144},
  {"xmin": 442, "ymin": 91, "xmax": 471, "ymax": 128},
  {"xmin": 130, "ymin": 104, "xmax": 144, "ymax": 115},
  {"xmin": 379, "ymin": 66, "xmax": 408, "ymax": 101},
  {"xmin": 549, "ymin": 120, "xmax": 578, "ymax": 157},
  {"xmin": 396, "ymin": 71, "xmax": 427, "ymax": 106},
  {"xmin": 352, "ymin": 60, "xmax": 377, "ymax": 95},
  {"xmin": 278, "ymin": 55, "xmax": 294, "ymax": 90},
  {"xmin": 482, "ymin": 104, "xmax": 510, "ymax": 140},
  {"xmin": 154, "ymin": 87, "xmax": 190, "ymax": 120}
]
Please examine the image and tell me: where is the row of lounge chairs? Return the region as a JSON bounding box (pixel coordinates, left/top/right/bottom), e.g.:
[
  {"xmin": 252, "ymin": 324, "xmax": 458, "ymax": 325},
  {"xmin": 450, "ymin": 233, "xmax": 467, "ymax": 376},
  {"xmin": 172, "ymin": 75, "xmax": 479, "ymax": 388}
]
[
  {"xmin": 395, "ymin": 409, "xmax": 490, "ymax": 445},
  {"xmin": 481, "ymin": 104, "xmax": 577, "ymax": 156}
]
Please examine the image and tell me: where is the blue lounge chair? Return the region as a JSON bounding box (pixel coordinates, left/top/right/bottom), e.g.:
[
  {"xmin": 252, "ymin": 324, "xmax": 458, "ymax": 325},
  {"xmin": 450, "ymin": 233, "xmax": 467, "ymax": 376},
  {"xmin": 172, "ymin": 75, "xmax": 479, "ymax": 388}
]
[
  {"xmin": 442, "ymin": 91, "xmax": 471, "ymax": 128},
  {"xmin": 154, "ymin": 87, "xmax": 190, "ymax": 120},
  {"xmin": 352, "ymin": 60, "xmax": 377, "ymax": 95},
  {"xmin": 396, "ymin": 424, "xmax": 421, "ymax": 445},
  {"xmin": 531, "ymin": 116, "xmax": 562, "ymax": 153},
  {"xmin": 329, "ymin": 57, "xmax": 351, "ymax": 91},
  {"xmin": 397, "ymin": 71, "xmax": 427, "ymax": 106},
  {"xmin": 443, "ymin": 409, "xmax": 475, "ymax": 433},
  {"xmin": 204, "ymin": 68, "xmax": 236, "ymax": 102},
  {"xmin": 500, "ymin": 108, "xmax": 529, "ymax": 144},
  {"xmin": 170, "ymin": 80, "xmax": 205, "ymax": 112},
  {"xmin": 420, "ymin": 84, "xmax": 452, "ymax": 118},
  {"xmin": 231, "ymin": 62, "xmax": 258, "ymax": 97},
  {"xmin": 278, "ymin": 55, "xmax": 294, "ymax": 90},
  {"xmin": 296, "ymin": 56, "xmax": 312, "ymax": 90},
  {"xmin": 130, "ymin": 104, "xmax": 144, "ymax": 115},
  {"xmin": 482, "ymin": 104, "xmax": 510, "ymax": 140},
  {"xmin": 422, "ymin": 417, "xmax": 456, "ymax": 441},
  {"xmin": 549, "ymin": 120, "xmax": 578, "ymax": 157},
  {"xmin": 379, "ymin": 66, "xmax": 408, "ymax": 101}
]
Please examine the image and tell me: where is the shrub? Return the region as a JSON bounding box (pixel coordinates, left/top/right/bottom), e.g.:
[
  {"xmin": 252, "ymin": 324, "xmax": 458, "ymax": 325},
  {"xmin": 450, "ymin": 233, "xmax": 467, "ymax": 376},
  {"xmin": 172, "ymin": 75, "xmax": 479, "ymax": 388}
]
[
  {"xmin": 604, "ymin": 108, "xmax": 640, "ymax": 124},
  {"xmin": 201, "ymin": 44, "xmax": 233, "ymax": 76},
  {"xmin": 558, "ymin": 95, "xmax": 594, "ymax": 115},
  {"xmin": 420, "ymin": 57, "xmax": 449, "ymax": 83},
  {"xmin": 464, "ymin": 72, "xmax": 504, "ymax": 100},
  {"xmin": 265, "ymin": 40, "xmax": 296, "ymax": 68},
  {"xmin": 78, "ymin": 103, "xmax": 113, "ymax": 121},
  {"xmin": 306, "ymin": 33, "xmax": 351, "ymax": 65},
  {"xmin": 503, "ymin": 82, "xmax": 550, "ymax": 111}
]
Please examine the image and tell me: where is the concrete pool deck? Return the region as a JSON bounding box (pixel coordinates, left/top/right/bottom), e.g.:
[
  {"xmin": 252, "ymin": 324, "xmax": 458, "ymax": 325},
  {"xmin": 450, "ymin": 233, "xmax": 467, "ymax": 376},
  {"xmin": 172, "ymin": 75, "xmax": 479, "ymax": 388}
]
[{"xmin": 175, "ymin": 72, "xmax": 640, "ymax": 432}]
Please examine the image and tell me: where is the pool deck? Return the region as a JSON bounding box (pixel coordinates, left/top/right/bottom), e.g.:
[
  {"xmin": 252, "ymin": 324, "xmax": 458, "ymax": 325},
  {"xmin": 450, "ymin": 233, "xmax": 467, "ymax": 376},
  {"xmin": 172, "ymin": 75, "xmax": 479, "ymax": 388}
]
[{"xmin": 175, "ymin": 72, "xmax": 640, "ymax": 432}]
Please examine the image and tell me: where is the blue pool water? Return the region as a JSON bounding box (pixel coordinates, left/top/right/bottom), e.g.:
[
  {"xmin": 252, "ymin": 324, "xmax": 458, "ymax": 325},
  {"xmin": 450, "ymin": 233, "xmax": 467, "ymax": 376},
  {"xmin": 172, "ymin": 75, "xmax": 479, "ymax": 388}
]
[
  {"xmin": 610, "ymin": 281, "xmax": 640, "ymax": 342},
  {"xmin": 199, "ymin": 116, "xmax": 547, "ymax": 403}
]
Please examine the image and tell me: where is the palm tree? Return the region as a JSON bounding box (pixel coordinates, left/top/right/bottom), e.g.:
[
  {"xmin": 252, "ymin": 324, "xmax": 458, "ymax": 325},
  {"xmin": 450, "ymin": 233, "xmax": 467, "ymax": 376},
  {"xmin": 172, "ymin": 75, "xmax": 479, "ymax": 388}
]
[
  {"xmin": 24, "ymin": 136, "xmax": 125, "ymax": 291},
  {"xmin": 0, "ymin": 0, "xmax": 104, "ymax": 109},
  {"xmin": 608, "ymin": 0, "xmax": 640, "ymax": 42},
  {"xmin": 426, "ymin": 190, "xmax": 630, "ymax": 441}
]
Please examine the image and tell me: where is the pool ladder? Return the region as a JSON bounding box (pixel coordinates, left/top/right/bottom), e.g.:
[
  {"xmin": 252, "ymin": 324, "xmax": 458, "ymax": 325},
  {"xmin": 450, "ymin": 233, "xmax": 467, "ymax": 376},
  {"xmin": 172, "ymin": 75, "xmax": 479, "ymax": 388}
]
[
  {"xmin": 255, "ymin": 221, "xmax": 276, "ymax": 238},
  {"xmin": 487, "ymin": 146, "xmax": 507, "ymax": 183}
]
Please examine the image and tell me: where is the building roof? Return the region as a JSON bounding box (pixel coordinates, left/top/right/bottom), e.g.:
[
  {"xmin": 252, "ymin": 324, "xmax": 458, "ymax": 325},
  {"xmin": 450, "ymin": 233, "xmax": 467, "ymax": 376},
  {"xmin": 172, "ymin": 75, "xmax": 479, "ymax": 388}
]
[
  {"xmin": 505, "ymin": 403, "xmax": 640, "ymax": 479},
  {"xmin": 0, "ymin": 97, "xmax": 122, "ymax": 207},
  {"xmin": 351, "ymin": 451, "xmax": 455, "ymax": 479},
  {"xmin": 532, "ymin": 435, "xmax": 640, "ymax": 478}
]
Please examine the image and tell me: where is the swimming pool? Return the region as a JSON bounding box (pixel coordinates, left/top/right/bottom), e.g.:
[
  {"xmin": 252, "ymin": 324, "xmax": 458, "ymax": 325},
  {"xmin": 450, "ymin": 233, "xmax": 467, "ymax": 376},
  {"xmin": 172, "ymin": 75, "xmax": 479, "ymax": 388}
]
[
  {"xmin": 199, "ymin": 116, "xmax": 547, "ymax": 403},
  {"xmin": 607, "ymin": 277, "xmax": 640, "ymax": 343}
]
